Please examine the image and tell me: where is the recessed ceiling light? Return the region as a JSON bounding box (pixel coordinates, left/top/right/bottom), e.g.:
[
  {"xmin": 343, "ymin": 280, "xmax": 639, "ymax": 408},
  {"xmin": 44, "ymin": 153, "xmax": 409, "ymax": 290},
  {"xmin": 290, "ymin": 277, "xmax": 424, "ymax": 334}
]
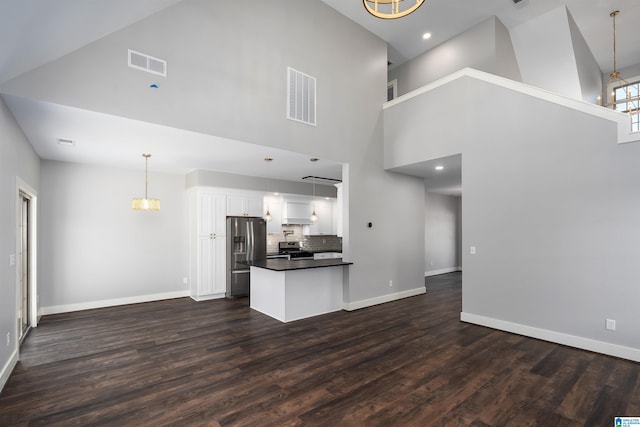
[
  {"xmin": 435, "ymin": 165, "xmax": 444, "ymax": 170},
  {"xmin": 422, "ymin": 32, "xmax": 432, "ymax": 40}
]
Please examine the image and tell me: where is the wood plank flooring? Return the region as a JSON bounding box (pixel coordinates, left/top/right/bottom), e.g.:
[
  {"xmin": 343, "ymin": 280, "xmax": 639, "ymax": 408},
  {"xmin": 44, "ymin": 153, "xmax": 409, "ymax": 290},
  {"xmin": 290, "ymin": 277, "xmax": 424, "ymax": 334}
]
[{"xmin": 1, "ymin": 272, "xmax": 639, "ymax": 426}]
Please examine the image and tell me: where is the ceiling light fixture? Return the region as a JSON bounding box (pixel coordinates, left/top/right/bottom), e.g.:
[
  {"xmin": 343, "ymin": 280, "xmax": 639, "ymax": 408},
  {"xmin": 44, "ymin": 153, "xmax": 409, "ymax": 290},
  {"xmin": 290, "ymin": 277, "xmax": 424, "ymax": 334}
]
[
  {"xmin": 598, "ymin": 10, "xmax": 639, "ymax": 126},
  {"xmin": 310, "ymin": 157, "xmax": 318, "ymax": 222},
  {"xmin": 264, "ymin": 157, "xmax": 273, "ymax": 222},
  {"xmin": 132, "ymin": 153, "xmax": 160, "ymax": 211},
  {"xmin": 422, "ymin": 32, "xmax": 432, "ymax": 40},
  {"xmin": 363, "ymin": 0, "xmax": 425, "ymax": 19},
  {"xmin": 435, "ymin": 165, "xmax": 444, "ymax": 171}
]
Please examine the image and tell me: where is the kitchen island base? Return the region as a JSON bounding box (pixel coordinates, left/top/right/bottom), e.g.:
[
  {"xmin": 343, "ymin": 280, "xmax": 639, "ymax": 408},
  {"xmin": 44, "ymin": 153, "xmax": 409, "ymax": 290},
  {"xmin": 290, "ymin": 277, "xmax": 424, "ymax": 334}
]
[{"xmin": 250, "ymin": 265, "xmax": 345, "ymax": 322}]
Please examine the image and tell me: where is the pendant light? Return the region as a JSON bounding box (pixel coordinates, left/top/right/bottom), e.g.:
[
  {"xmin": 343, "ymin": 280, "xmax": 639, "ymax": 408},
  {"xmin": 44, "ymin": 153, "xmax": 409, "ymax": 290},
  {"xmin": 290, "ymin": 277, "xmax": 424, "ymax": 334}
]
[
  {"xmin": 132, "ymin": 153, "xmax": 160, "ymax": 211},
  {"xmin": 264, "ymin": 157, "xmax": 273, "ymax": 221},
  {"xmin": 310, "ymin": 157, "xmax": 318, "ymax": 222},
  {"xmin": 598, "ymin": 10, "xmax": 639, "ymax": 124}
]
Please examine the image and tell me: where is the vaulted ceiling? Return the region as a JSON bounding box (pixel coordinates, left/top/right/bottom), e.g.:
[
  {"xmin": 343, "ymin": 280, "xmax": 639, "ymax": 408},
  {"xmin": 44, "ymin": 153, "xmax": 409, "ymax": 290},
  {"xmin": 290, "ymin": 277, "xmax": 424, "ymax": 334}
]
[{"xmin": 1, "ymin": 0, "xmax": 638, "ymax": 188}]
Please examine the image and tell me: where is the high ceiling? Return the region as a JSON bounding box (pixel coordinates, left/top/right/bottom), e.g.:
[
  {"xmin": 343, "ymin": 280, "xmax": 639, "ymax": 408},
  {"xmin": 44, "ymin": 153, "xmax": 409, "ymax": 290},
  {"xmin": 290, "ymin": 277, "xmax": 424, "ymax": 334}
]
[
  {"xmin": 321, "ymin": 0, "xmax": 640, "ymax": 74},
  {"xmin": 1, "ymin": 0, "xmax": 638, "ymax": 189}
]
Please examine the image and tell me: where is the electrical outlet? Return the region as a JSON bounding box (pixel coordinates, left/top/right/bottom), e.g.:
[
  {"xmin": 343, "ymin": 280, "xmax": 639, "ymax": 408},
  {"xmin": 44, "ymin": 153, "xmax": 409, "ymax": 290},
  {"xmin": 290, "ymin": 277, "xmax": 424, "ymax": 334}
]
[
  {"xmin": 6, "ymin": 332, "xmax": 10, "ymax": 347},
  {"xmin": 469, "ymin": 246, "xmax": 477, "ymax": 255},
  {"xmin": 606, "ymin": 319, "xmax": 616, "ymax": 331},
  {"xmin": 389, "ymin": 280, "xmax": 393, "ymax": 287},
  {"xmin": 183, "ymin": 277, "xmax": 188, "ymax": 285}
]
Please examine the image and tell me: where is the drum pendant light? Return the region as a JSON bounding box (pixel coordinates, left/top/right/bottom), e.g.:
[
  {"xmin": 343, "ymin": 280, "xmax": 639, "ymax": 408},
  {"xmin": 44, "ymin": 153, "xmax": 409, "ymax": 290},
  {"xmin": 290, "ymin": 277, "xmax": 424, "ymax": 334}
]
[{"xmin": 132, "ymin": 153, "xmax": 160, "ymax": 211}]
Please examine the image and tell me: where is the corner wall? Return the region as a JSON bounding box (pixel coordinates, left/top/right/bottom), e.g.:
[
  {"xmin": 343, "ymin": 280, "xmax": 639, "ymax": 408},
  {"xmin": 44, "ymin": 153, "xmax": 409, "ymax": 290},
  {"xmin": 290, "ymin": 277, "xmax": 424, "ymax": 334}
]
[
  {"xmin": 384, "ymin": 71, "xmax": 640, "ymax": 361},
  {"xmin": 388, "ymin": 16, "xmax": 521, "ymax": 97},
  {"xmin": 0, "ymin": 96, "xmax": 40, "ymax": 391},
  {"xmin": 38, "ymin": 161, "xmax": 188, "ymax": 313}
]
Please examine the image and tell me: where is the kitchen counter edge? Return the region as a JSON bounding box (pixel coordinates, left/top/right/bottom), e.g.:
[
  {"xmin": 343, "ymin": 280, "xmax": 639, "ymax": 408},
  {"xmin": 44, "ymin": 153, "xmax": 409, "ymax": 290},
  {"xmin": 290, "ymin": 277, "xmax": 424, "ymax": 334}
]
[{"xmin": 243, "ymin": 259, "xmax": 352, "ymax": 272}]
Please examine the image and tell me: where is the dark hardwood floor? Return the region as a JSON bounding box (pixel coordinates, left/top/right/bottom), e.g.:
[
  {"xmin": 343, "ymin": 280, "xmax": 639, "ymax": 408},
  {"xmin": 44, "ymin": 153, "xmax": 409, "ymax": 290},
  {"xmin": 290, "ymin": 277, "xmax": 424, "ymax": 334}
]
[{"xmin": 1, "ymin": 272, "xmax": 638, "ymax": 426}]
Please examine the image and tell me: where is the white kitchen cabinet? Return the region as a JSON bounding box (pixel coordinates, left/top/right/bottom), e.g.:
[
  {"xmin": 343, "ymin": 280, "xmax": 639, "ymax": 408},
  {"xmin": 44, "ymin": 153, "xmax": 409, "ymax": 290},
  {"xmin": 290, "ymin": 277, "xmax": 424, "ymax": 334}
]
[
  {"xmin": 303, "ymin": 198, "xmax": 335, "ymax": 235},
  {"xmin": 189, "ymin": 189, "xmax": 227, "ymax": 301},
  {"xmin": 264, "ymin": 195, "xmax": 283, "ymax": 234},
  {"xmin": 227, "ymin": 193, "xmax": 263, "ymax": 217},
  {"xmin": 313, "ymin": 252, "xmax": 342, "ymax": 260}
]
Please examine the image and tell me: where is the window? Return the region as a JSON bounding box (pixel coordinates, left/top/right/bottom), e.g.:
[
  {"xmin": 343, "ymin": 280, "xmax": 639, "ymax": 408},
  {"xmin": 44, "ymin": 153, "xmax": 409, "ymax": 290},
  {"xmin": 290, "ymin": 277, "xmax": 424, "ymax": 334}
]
[
  {"xmin": 387, "ymin": 79, "xmax": 397, "ymax": 102},
  {"xmin": 612, "ymin": 79, "xmax": 640, "ymax": 132}
]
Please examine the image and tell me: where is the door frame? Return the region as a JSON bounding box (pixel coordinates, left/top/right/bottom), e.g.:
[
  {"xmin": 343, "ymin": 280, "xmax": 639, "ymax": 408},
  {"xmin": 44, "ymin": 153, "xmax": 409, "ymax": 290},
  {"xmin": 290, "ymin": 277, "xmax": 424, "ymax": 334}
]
[{"xmin": 15, "ymin": 177, "xmax": 38, "ymax": 341}]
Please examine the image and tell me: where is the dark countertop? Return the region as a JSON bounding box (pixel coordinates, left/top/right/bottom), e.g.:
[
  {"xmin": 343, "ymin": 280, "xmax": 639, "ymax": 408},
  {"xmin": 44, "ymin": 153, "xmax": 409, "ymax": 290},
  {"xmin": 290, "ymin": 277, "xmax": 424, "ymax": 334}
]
[
  {"xmin": 244, "ymin": 258, "xmax": 352, "ymax": 272},
  {"xmin": 266, "ymin": 250, "xmax": 342, "ymax": 256}
]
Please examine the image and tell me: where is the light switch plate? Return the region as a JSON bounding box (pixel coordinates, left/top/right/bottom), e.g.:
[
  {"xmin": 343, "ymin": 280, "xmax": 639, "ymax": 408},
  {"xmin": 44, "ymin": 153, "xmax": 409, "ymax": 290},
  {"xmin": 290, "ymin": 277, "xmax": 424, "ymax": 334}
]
[
  {"xmin": 9, "ymin": 254, "xmax": 15, "ymax": 267},
  {"xmin": 469, "ymin": 246, "xmax": 476, "ymax": 255}
]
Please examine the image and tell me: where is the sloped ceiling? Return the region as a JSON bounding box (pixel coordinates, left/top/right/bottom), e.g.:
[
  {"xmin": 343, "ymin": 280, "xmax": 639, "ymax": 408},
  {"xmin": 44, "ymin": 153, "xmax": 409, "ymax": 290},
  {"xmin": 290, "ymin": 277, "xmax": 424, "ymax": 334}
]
[{"xmin": 1, "ymin": 0, "xmax": 638, "ymax": 189}]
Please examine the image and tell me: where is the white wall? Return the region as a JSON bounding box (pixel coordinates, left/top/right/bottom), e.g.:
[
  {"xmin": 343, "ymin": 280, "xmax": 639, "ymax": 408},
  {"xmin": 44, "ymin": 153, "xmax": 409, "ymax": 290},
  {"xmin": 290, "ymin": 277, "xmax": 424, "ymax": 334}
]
[
  {"xmin": 388, "ymin": 16, "xmax": 521, "ymax": 97},
  {"xmin": 510, "ymin": 6, "xmax": 602, "ymax": 102},
  {"xmin": 384, "ymin": 72, "xmax": 640, "ymax": 360},
  {"xmin": 1, "ymin": 0, "xmax": 425, "ymax": 307},
  {"xmin": 0, "ymin": 96, "xmax": 40, "ymax": 389},
  {"xmin": 38, "ymin": 161, "xmax": 188, "ymax": 312},
  {"xmin": 425, "ymin": 192, "xmax": 461, "ymax": 276}
]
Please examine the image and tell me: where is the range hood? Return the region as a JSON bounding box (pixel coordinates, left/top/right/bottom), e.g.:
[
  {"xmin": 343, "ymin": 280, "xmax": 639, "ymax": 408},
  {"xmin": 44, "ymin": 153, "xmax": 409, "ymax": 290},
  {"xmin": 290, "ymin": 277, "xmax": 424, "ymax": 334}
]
[{"xmin": 282, "ymin": 200, "xmax": 314, "ymax": 225}]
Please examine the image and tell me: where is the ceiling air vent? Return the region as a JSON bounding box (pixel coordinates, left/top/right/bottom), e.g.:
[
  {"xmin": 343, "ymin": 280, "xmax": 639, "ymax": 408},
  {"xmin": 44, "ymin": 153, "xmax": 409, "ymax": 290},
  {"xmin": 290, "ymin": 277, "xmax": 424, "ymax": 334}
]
[
  {"xmin": 287, "ymin": 67, "xmax": 316, "ymax": 126},
  {"xmin": 128, "ymin": 49, "xmax": 167, "ymax": 77}
]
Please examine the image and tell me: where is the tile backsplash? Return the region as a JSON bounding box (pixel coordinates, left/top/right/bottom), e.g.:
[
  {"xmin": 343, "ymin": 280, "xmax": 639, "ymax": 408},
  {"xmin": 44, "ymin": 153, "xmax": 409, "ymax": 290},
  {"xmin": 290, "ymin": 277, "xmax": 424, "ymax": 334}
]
[{"xmin": 267, "ymin": 225, "xmax": 342, "ymax": 253}]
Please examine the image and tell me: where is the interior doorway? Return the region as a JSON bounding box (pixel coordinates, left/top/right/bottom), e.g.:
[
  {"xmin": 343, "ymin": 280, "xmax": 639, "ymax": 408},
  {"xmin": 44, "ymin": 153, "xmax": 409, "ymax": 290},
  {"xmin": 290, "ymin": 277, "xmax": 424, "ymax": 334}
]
[
  {"xmin": 18, "ymin": 193, "xmax": 30, "ymax": 343},
  {"xmin": 16, "ymin": 177, "xmax": 38, "ymax": 347}
]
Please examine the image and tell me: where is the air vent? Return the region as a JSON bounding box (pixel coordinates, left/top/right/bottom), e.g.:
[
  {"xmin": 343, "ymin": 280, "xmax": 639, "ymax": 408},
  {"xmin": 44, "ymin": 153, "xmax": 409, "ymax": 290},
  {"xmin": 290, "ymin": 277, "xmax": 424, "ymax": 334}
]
[
  {"xmin": 287, "ymin": 67, "xmax": 316, "ymax": 126},
  {"xmin": 128, "ymin": 49, "xmax": 167, "ymax": 77}
]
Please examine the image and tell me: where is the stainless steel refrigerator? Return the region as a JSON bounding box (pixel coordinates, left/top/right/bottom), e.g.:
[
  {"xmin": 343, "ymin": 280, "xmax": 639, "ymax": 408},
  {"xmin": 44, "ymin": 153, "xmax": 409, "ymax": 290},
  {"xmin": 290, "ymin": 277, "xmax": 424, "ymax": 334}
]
[{"xmin": 226, "ymin": 216, "xmax": 266, "ymax": 298}]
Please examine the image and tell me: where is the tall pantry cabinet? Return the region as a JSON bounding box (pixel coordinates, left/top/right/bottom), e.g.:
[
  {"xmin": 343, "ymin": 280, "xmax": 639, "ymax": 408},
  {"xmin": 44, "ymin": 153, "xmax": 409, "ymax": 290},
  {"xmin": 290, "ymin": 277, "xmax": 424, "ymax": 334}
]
[{"xmin": 188, "ymin": 189, "xmax": 227, "ymax": 300}]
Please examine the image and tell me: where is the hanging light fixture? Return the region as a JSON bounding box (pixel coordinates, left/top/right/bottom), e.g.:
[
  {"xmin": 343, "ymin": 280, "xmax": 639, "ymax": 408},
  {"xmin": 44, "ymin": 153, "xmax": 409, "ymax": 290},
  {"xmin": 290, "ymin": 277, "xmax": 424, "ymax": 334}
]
[
  {"xmin": 598, "ymin": 10, "xmax": 639, "ymax": 127},
  {"xmin": 310, "ymin": 157, "xmax": 318, "ymax": 222},
  {"xmin": 132, "ymin": 153, "xmax": 160, "ymax": 211},
  {"xmin": 264, "ymin": 157, "xmax": 273, "ymax": 222},
  {"xmin": 363, "ymin": 0, "xmax": 425, "ymax": 19}
]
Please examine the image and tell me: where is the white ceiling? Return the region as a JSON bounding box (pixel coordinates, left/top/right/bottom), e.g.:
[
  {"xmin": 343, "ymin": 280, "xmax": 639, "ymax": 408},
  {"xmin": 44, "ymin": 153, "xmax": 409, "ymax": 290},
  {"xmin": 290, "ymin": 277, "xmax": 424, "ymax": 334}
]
[
  {"xmin": 1, "ymin": 0, "xmax": 639, "ymax": 190},
  {"xmin": 322, "ymin": 0, "xmax": 640, "ymax": 74}
]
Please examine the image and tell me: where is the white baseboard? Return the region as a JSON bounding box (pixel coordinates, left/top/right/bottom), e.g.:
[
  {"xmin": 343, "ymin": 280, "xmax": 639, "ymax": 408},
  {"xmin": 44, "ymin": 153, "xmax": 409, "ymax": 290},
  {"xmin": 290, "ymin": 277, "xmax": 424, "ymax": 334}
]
[
  {"xmin": 189, "ymin": 293, "xmax": 225, "ymax": 302},
  {"xmin": 343, "ymin": 287, "xmax": 426, "ymax": 311},
  {"xmin": 461, "ymin": 312, "xmax": 640, "ymax": 363},
  {"xmin": 425, "ymin": 267, "xmax": 462, "ymax": 277},
  {"xmin": 40, "ymin": 290, "xmax": 190, "ymax": 315},
  {"xmin": 0, "ymin": 348, "xmax": 18, "ymax": 393}
]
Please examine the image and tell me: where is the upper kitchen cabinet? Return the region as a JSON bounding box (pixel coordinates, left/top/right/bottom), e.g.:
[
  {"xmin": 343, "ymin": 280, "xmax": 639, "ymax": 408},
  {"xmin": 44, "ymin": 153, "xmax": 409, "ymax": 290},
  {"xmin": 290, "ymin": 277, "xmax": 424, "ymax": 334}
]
[
  {"xmin": 303, "ymin": 198, "xmax": 335, "ymax": 235},
  {"xmin": 264, "ymin": 194, "xmax": 283, "ymax": 234},
  {"xmin": 227, "ymin": 192, "xmax": 263, "ymax": 217}
]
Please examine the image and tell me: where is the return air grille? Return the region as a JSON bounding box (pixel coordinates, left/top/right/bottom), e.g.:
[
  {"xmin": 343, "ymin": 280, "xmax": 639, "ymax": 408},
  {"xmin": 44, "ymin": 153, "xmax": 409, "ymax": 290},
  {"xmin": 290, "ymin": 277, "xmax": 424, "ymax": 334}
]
[
  {"xmin": 287, "ymin": 67, "xmax": 316, "ymax": 126},
  {"xmin": 128, "ymin": 49, "xmax": 167, "ymax": 77}
]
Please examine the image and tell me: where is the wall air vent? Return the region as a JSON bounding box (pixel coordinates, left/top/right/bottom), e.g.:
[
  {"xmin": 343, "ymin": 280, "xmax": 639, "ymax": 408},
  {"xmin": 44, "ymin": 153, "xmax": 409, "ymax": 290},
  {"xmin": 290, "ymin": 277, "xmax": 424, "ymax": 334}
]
[
  {"xmin": 287, "ymin": 67, "xmax": 316, "ymax": 126},
  {"xmin": 128, "ymin": 49, "xmax": 167, "ymax": 77}
]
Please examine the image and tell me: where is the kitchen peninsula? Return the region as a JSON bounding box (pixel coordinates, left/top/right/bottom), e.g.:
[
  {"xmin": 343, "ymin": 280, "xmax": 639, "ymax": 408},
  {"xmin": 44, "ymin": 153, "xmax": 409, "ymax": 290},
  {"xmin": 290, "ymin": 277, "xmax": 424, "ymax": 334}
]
[{"xmin": 247, "ymin": 258, "xmax": 352, "ymax": 323}]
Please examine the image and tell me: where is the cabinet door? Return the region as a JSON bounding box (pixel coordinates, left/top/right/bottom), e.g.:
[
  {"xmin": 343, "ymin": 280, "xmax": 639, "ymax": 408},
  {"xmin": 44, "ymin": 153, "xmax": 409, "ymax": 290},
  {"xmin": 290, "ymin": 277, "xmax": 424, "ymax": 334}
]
[
  {"xmin": 304, "ymin": 199, "xmax": 334, "ymax": 235},
  {"xmin": 200, "ymin": 193, "xmax": 226, "ymax": 236},
  {"xmin": 264, "ymin": 195, "xmax": 282, "ymax": 234},
  {"xmin": 227, "ymin": 195, "xmax": 247, "ymax": 216},
  {"xmin": 197, "ymin": 236, "xmax": 215, "ymax": 295},
  {"xmin": 246, "ymin": 195, "xmax": 263, "ymax": 217},
  {"xmin": 227, "ymin": 194, "xmax": 263, "ymax": 217},
  {"xmin": 212, "ymin": 235, "xmax": 226, "ymax": 294}
]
